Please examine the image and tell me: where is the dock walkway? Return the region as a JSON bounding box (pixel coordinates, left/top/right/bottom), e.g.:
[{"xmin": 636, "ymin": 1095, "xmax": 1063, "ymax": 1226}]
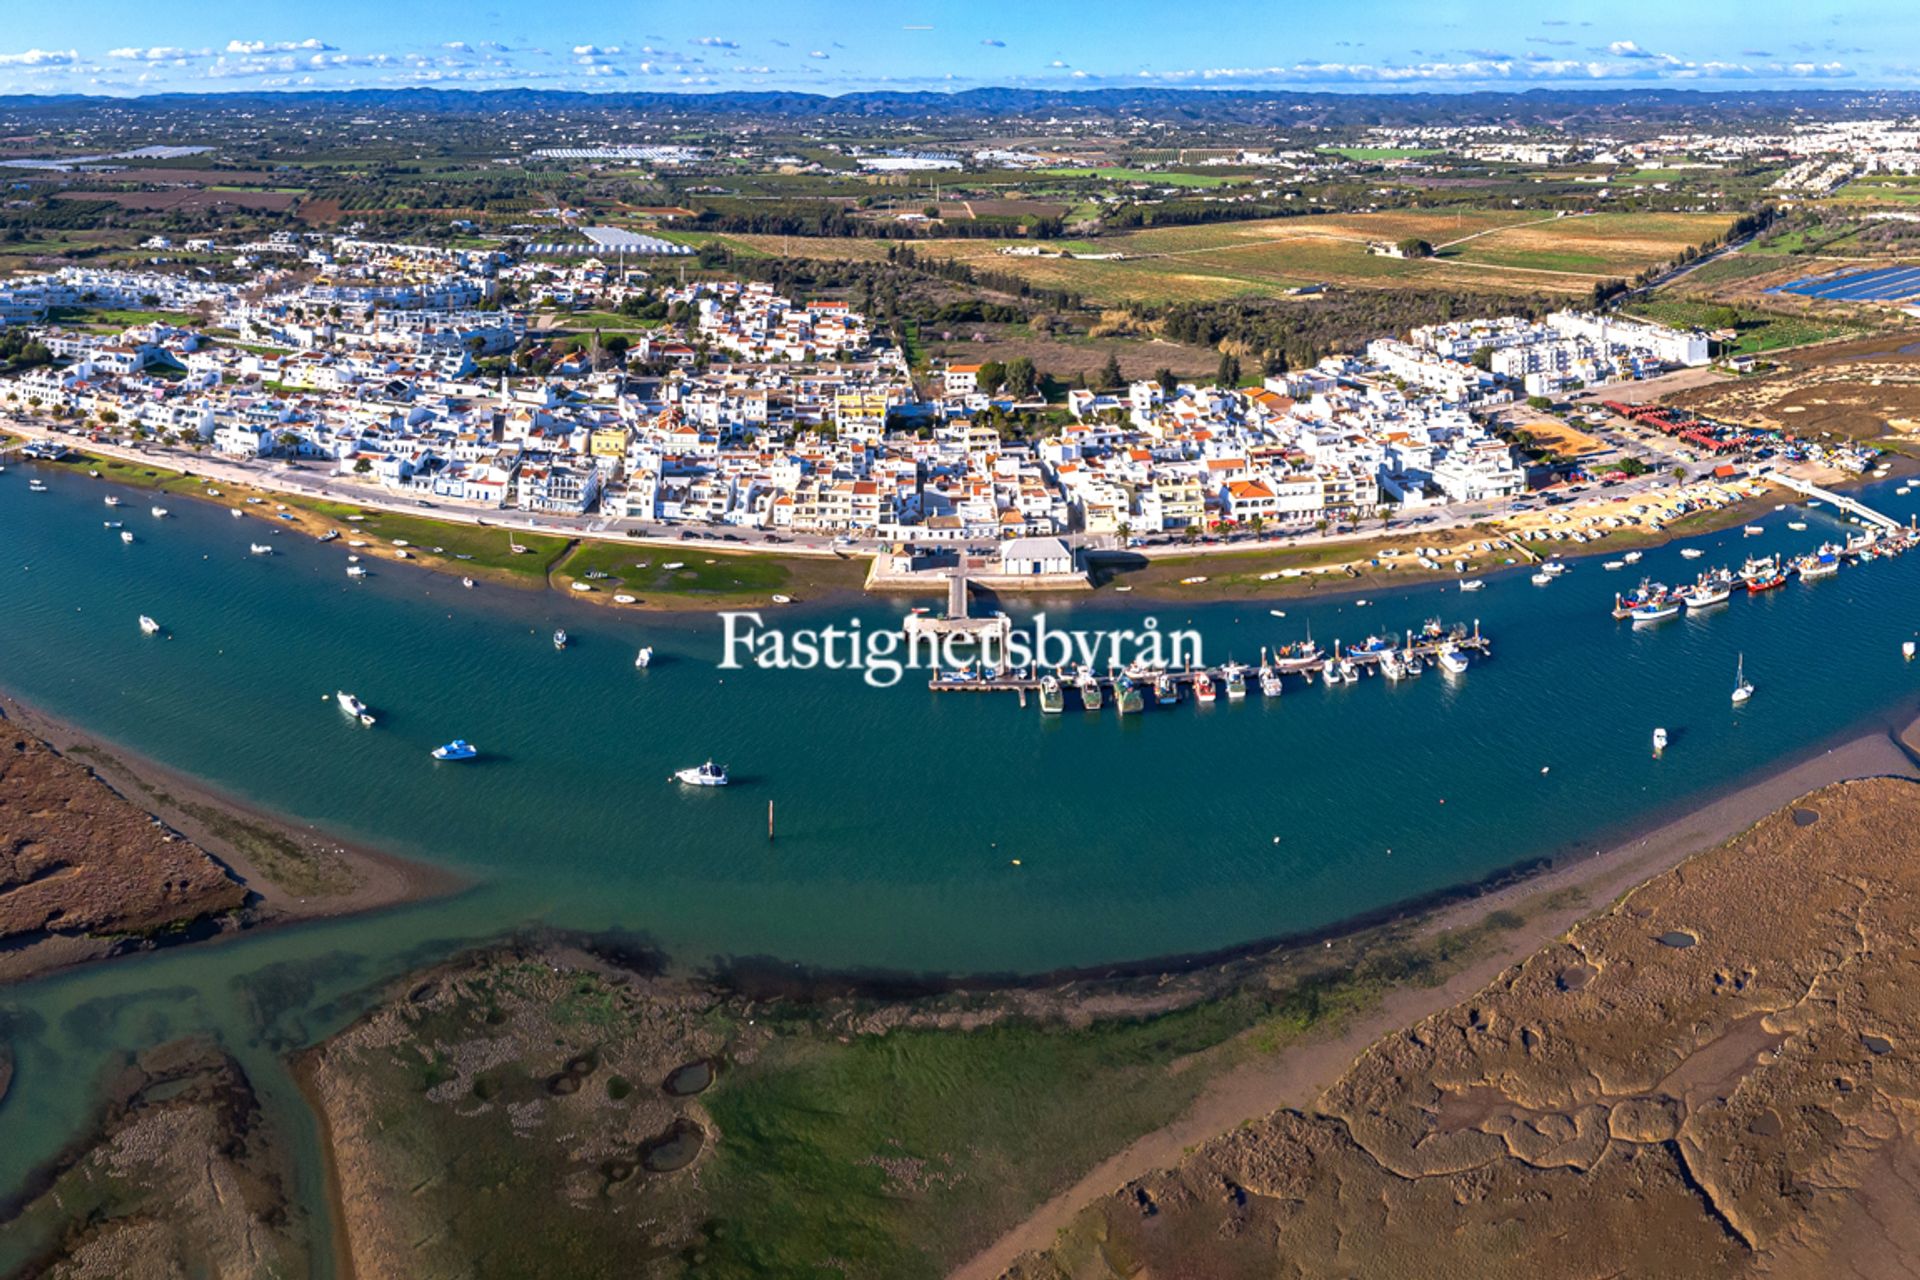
[{"xmin": 1773, "ymin": 472, "xmax": 1902, "ymax": 532}]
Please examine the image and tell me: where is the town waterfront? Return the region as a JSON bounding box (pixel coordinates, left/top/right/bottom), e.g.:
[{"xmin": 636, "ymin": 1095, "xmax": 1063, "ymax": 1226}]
[{"xmin": 9, "ymin": 465, "xmax": 1920, "ymax": 1260}]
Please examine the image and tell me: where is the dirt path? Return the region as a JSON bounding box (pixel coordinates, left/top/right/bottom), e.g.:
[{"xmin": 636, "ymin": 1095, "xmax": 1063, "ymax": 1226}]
[{"xmin": 952, "ymin": 729, "xmax": 1920, "ymax": 1280}]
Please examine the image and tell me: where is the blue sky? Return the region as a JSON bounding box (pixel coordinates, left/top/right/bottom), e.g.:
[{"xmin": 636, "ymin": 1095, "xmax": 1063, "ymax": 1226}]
[{"xmin": 0, "ymin": 1, "xmax": 1896, "ymax": 96}]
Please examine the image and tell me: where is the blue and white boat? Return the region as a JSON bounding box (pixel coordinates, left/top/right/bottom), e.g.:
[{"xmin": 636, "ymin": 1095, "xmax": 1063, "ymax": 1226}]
[
  {"xmin": 674, "ymin": 760, "xmax": 728, "ymax": 786},
  {"xmin": 431, "ymin": 740, "xmax": 478, "ymax": 761}
]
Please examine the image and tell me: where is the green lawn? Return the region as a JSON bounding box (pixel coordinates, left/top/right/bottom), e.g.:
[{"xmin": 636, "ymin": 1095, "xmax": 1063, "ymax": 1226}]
[
  {"xmin": 553, "ymin": 310, "xmax": 667, "ymax": 332},
  {"xmin": 44, "ymin": 306, "xmax": 202, "ymax": 329}
]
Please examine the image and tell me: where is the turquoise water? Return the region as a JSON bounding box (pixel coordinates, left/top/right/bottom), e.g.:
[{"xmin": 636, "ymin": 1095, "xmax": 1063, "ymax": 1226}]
[{"xmin": 6, "ymin": 466, "xmax": 1920, "ymax": 1267}]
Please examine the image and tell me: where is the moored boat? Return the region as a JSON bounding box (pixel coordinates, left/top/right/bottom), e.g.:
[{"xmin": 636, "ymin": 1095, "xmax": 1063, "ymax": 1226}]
[
  {"xmin": 1038, "ymin": 673, "xmax": 1065, "ymax": 714},
  {"xmin": 1630, "ymin": 600, "xmax": 1681, "ymax": 624},
  {"xmin": 673, "ymin": 760, "xmax": 728, "ymax": 786},
  {"xmin": 553, "ymin": 629, "xmax": 568, "ymax": 650},
  {"xmin": 1115, "ymin": 672, "xmax": 1144, "ymax": 715},
  {"xmin": 120, "ymin": 530, "xmax": 134, "ymax": 544},
  {"xmin": 1731, "ymin": 653, "xmax": 1754, "ymax": 704},
  {"xmin": 635, "ymin": 646, "xmax": 654, "ymax": 669},
  {"xmin": 1193, "ymin": 668, "xmax": 1218, "ymax": 701},
  {"xmin": 249, "ymin": 543, "xmax": 273, "ymax": 556},
  {"xmin": 336, "ymin": 691, "xmax": 374, "ymax": 726},
  {"xmin": 432, "ymin": 739, "xmax": 478, "ymax": 762},
  {"xmin": 150, "ymin": 506, "xmax": 167, "ymax": 518},
  {"xmin": 1154, "ymin": 670, "xmax": 1180, "ymax": 706},
  {"xmin": 1077, "ymin": 666, "xmax": 1103, "ymax": 710},
  {"xmin": 1222, "ymin": 662, "xmax": 1248, "ymax": 700},
  {"xmin": 138, "ymin": 615, "xmax": 160, "ymax": 635},
  {"xmin": 1437, "ymin": 646, "xmax": 1469, "ymax": 675}
]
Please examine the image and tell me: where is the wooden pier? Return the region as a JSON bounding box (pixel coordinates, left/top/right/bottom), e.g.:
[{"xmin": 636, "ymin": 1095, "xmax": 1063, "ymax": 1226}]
[{"xmin": 928, "ymin": 626, "xmax": 1492, "ymax": 694}]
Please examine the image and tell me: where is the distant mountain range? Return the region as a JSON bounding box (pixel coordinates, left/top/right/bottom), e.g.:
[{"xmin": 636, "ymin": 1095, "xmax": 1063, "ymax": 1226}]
[{"xmin": 0, "ymin": 86, "xmax": 1916, "ymax": 128}]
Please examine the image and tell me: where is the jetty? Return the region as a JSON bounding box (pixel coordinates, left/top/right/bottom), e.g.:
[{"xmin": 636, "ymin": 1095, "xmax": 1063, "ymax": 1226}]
[
  {"xmin": 901, "ymin": 564, "xmax": 1015, "ymax": 652},
  {"xmin": 929, "ymin": 623, "xmax": 1491, "ymax": 694},
  {"xmin": 1772, "ymin": 472, "xmax": 1903, "ymax": 533}
]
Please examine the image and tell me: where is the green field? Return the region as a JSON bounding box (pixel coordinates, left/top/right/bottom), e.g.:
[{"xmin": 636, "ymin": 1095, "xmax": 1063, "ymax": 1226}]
[
  {"xmin": 1318, "ymin": 147, "xmax": 1443, "ymax": 161},
  {"xmin": 1621, "ymin": 299, "xmax": 1869, "ymax": 356},
  {"xmin": 1031, "ymin": 167, "xmax": 1232, "ymax": 188},
  {"xmin": 554, "ymin": 541, "xmax": 863, "ymax": 603}
]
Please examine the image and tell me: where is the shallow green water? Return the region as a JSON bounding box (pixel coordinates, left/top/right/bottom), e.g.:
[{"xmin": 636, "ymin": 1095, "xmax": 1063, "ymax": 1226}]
[{"xmin": 6, "ymin": 466, "xmax": 1920, "ymax": 1268}]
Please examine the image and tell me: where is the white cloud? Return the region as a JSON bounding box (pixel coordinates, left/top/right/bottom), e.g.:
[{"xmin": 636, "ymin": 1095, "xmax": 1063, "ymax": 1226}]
[
  {"xmin": 0, "ymin": 48, "xmax": 77, "ymax": 66},
  {"xmin": 1609, "ymin": 40, "xmax": 1654, "ymax": 59},
  {"xmin": 808, "ymin": 49, "xmax": 829, "ymax": 59},
  {"xmin": 692, "ymin": 36, "xmax": 739, "ymax": 48},
  {"xmin": 225, "ymin": 39, "xmax": 335, "ymax": 55},
  {"xmin": 573, "ymin": 44, "xmax": 620, "ymax": 57},
  {"xmin": 108, "ymin": 46, "xmax": 210, "ymax": 62}
]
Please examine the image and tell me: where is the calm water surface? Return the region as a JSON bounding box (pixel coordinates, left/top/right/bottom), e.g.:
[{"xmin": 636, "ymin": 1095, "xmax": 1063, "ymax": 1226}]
[{"xmin": 5, "ymin": 465, "xmax": 1920, "ymax": 1270}]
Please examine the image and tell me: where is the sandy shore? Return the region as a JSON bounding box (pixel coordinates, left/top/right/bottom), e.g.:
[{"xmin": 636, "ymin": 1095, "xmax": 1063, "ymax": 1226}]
[
  {"xmin": 0, "ymin": 690, "xmax": 459, "ymax": 985},
  {"xmin": 955, "ymin": 724, "xmax": 1920, "ymax": 1280}
]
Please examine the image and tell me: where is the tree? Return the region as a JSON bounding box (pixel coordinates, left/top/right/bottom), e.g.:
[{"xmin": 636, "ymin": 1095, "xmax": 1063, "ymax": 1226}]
[
  {"xmin": 976, "ymin": 359, "xmax": 1006, "ymax": 394},
  {"xmin": 1395, "ymin": 237, "xmax": 1434, "ymax": 259},
  {"xmin": 1525, "ymin": 395, "xmax": 1553, "ymax": 411},
  {"xmin": 1004, "ymin": 357, "xmax": 1039, "ymax": 399},
  {"xmin": 1099, "ymin": 352, "xmax": 1124, "ymax": 390},
  {"xmin": 352, "ymin": 457, "xmax": 373, "ymax": 475},
  {"xmin": 1156, "ymin": 367, "xmax": 1178, "ymax": 396},
  {"xmin": 1672, "ymin": 465, "xmax": 1688, "ymax": 482},
  {"xmin": 1470, "ymin": 347, "xmax": 1494, "ymax": 372},
  {"xmin": 1216, "ymin": 352, "xmax": 1241, "ymax": 387}
]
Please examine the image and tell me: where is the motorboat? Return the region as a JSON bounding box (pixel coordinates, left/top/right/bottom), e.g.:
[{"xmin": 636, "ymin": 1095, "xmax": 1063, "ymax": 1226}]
[
  {"xmin": 1630, "ymin": 601, "xmax": 1681, "ymax": 624},
  {"xmin": 1038, "ymin": 673, "xmax": 1065, "ymax": 714},
  {"xmin": 150, "ymin": 506, "xmax": 168, "ymax": 518},
  {"xmin": 103, "ymin": 495, "xmax": 121, "ymax": 507},
  {"xmin": 1193, "ymin": 669, "xmax": 1218, "ymax": 702},
  {"xmin": 673, "ymin": 760, "xmax": 728, "ymax": 786},
  {"xmin": 1222, "ymin": 662, "xmax": 1248, "ymax": 700},
  {"xmin": 1653, "ymin": 727, "xmax": 1668, "ymax": 754},
  {"xmin": 337, "ymin": 691, "xmax": 375, "ymax": 726},
  {"xmin": 1458, "ymin": 578, "xmax": 1486, "ymax": 592},
  {"xmin": 1603, "ymin": 560, "xmax": 1626, "ymax": 571},
  {"xmin": 1681, "ymin": 581, "xmax": 1731, "ymax": 609},
  {"xmin": 250, "ymin": 543, "xmax": 273, "ymax": 556},
  {"xmin": 432, "ymin": 740, "xmax": 478, "ymax": 762},
  {"xmin": 231, "ymin": 509, "xmax": 244, "ymax": 518},
  {"xmin": 1437, "ymin": 646, "xmax": 1469, "ymax": 675},
  {"xmin": 138, "ymin": 615, "xmax": 160, "ymax": 635},
  {"xmin": 1154, "ymin": 670, "xmax": 1181, "ymax": 706},
  {"xmin": 1680, "ymin": 548, "xmax": 1704, "ymax": 560},
  {"xmin": 104, "ymin": 520, "xmax": 122, "ymax": 529},
  {"xmin": 553, "ymin": 629, "xmax": 568, "ymax": 650},
  {"xmin": 635, "ymin": 646, "xmax": 654, "ymax": 669},
  {"xmin": 1115, "ymin": 672, "xmax": 1144, "ymax": 715},
  {"xmin": 346, "ymin": 565, "xmax": 367, "ymax": 577},
  {"xmin": 1077, "ymin": 666, "xmax": 1103, "ymax": 710},
  {"xmin": 1531, "ymin": 571, "xmax": 1553, "ymax": 586},
  {"xmin": 1623, "ymin": 551, "xmax": 1643, "ymax": 564}
]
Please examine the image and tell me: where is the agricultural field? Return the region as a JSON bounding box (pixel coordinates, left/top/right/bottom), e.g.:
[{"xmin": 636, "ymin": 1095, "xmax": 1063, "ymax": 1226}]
[{"xmin": 1621, "ymin": 298, "xmax": 1871, "ymax": 355}]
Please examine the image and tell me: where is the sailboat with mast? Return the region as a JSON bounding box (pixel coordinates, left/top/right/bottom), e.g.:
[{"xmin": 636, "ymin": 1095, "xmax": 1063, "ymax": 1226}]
[{"xmin": 1731, "ymin": 654, "xmax": 1754, "ymax": 704}]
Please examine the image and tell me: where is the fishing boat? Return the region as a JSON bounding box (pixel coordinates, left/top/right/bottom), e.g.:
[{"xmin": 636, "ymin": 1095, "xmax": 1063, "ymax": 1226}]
[
  {"xmin": 150, "ymin": 506, "xmax": 167, "ymax": 518},
  {"xmin": 1038, "ymin": 673, "xmax": 1065, "ymax": 714},
  {"xmin": 432, "ymin": 740, "xmax": 478, "ymax": 762},
  {"xmin": 1154, "ymin": 670, "xmax": 1180, "ymax": 706},
  {"xmin": 1378, "ymin": 648, "xmax": 1407, "ymax": 681},
  {"xmin": 103, "ymin": 495, "xmax": 120, "ymax": 507},
  {"xmin": 138, "ymin": 615, "xmax": 160, "ymax": 635},
  {"xmin": 1401, "ymin": 648, "xmax": 1425, "ymax": 677},
  {"xmin": 1272, "ymin": 634, "xmax": 1322, "ymax": 673},
  {"xmin": 634, "ymin": 646, "xmax": 654, "ymax": 669},
  {"xmin": 1681, "ymin": 579, "xmax": 1731, "ymax": 609},
  {"xmin": 1611, "ymin": 580, "xmax": 1669, "ymax": 619},
  {"xmin": 1680, "ymin": 548, "xmax": 1705, "ymax": 560},
  {"xmin": 553, "ymin": 629, "xmax": 568, "ymax": 650},
  {"xmin": 1653, "ymin": 727, "xmax": 1668, "ymax": 754},
  {"xmin": 1115, "ymin": 672, "xmax": 1144, "ymax": 715},
  {"xmin": 1630, "ymin": 600, "xmax": 1681, "ymax": 624},
  {"xmin": 1542, "ymin": 560, "xmax": 1569, "ymax": 576},
  {"xmin": 1077, "ymin": 666, "xmax": 1103, "ymax": 711},
  {"xmin": 1437, "ymin": 646, "xmax": 1469, "ymax": 675},
  {"xmin": 1731, "ymin": 654, "xmax": 1754, "ymax": 704},
  {"xmin": 1193, "ymin": 668, "xmax": 1218, "ymax": 701},
  {"xmin": 1222, "ymin": 662, "xmax": 1248, "ymax": 700},
  {"xmin": 1746, "ymin": 568, "xmax": 1788, "ymax": 594},
  {"xmin": 1797, "ymin": 546, "xmax": 1840, "ymax": 579},
  {"xmin": 336, "ymin": 691, "xmax": 375, "ymax": 726},
  {"xmin": 1458, "ymin": 578, "xmax": 1485, "ymax": 592},
  {"xmin": 250, "ymin": 543, "xmax": 273, "ymax": 556},
  {"xmin": 673, "ymin": 760, "xmax": 728, "ymax": 786}
]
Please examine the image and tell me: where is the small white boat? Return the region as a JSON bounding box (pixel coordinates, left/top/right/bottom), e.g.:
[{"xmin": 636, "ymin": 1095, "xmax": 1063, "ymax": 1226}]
[
  {"xmin": 662, "ymin": 561, "xmax": 685, "ymax": 570},
  {"xmin": 103, "ymin": 520, "xmax": 122, "ymax": 529},
  {"xmin": 336, "ymin": 691, "xmax": 374, "ymax": 726},
  {"xmin": 150, "ymin": 506, "xmax": 168, "ymax": 518},
  {"xmin": 1458, "ymin": 578, "xmax": 1485, "ymax": 592},
  {"xmin": 1269, "ymin": 608, "xmax": 1287, "ymax": 618},
  {"xmin": 1437, "ymin": 647, "xmax": 1469, "ymax": 675},
  {"xmin": 1258, "ymin": 571, "xmax": 1282, "ymax": 581},
  {"xmin": 138, "ymin": 615, "xmax": 160, "ymax": 635},
  {"xmin": 103, "ymin": 495, "xmax": 121, "ymax": 507},
  {"xmin": 28, "ymin": 481, "xmax": 47, "ymax": 492},
  {"xmin": 771, "ymin": 594, "xmax": 793, "ymax": 604},
  {"xmin": 1179, "ymin": 576, "xmax": 1208, "ymax": 585},
  {"xmin": 1731, "ymin": 654, "xmax": 1753, "ymax": 704},
  {"xmin": 346, "ymin": 565, "xmax": 367, "ymax": 578},
  {"xmin": 553, "ymin": 629, "xmax": 568, "ymax": 650},
  {"xmin": 1623, "ymin": 551, "xmax": 1643, "ymax": 564},
  {"xmin": 431, "ymin": 739, "xmax": 478, "ymax": 761},
  {"xmin": 1680, "ymin": 548, "xmax": 1704, "ymax": 560},
  {"xmin": 1653, "ymin": 727, "xmax": 1668, "ymax": 754},
  {"xmin": 249, "ymin": 543, "xmax": 273, "ymax": 556},
  {"xmin": 231, "ymin": 509, "xmax": 244, "ymax": 519},
  {"xmin": 462, "ymin": 577, "xmax": 475, "ymax": 589},
  {"xmin": 635, "ymin": 646, "xmax": 654, "ymax": 669},
  {"xmin": 1113, "ymin": 585, "xmax": 1132, "ymax": 593},
  {"xmin": 674, "ymin": 760, "xmax": 728, "ymax": 787},
  {"xmin": 613, "ymin": 593, "xmax": 636, "ymax": 604},
  {"xmin": 1531, "ymin": 571, "xmax": 1553, "ymax": 586},
  {"xmin": 1787, "ymin": 521, "xmax": 1808, "ymax": 531},
  {"xmin": 205, "ymin": 488, "xmax": 220, "ymax": 497},
  {"xmin": 1603, "ymin": 560, "xmax": 1626, "ymax": 571},
  {"xmin": 1743, "ymin": 525, "xmax": 1764, "ymax": 536},
  {"xmin": 570, "ymin": 581, "xmax": 592, "ymax": 592},
  {"xmin": 120, "ymin": 530, "xmax": 134, "ymax": 544}
]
